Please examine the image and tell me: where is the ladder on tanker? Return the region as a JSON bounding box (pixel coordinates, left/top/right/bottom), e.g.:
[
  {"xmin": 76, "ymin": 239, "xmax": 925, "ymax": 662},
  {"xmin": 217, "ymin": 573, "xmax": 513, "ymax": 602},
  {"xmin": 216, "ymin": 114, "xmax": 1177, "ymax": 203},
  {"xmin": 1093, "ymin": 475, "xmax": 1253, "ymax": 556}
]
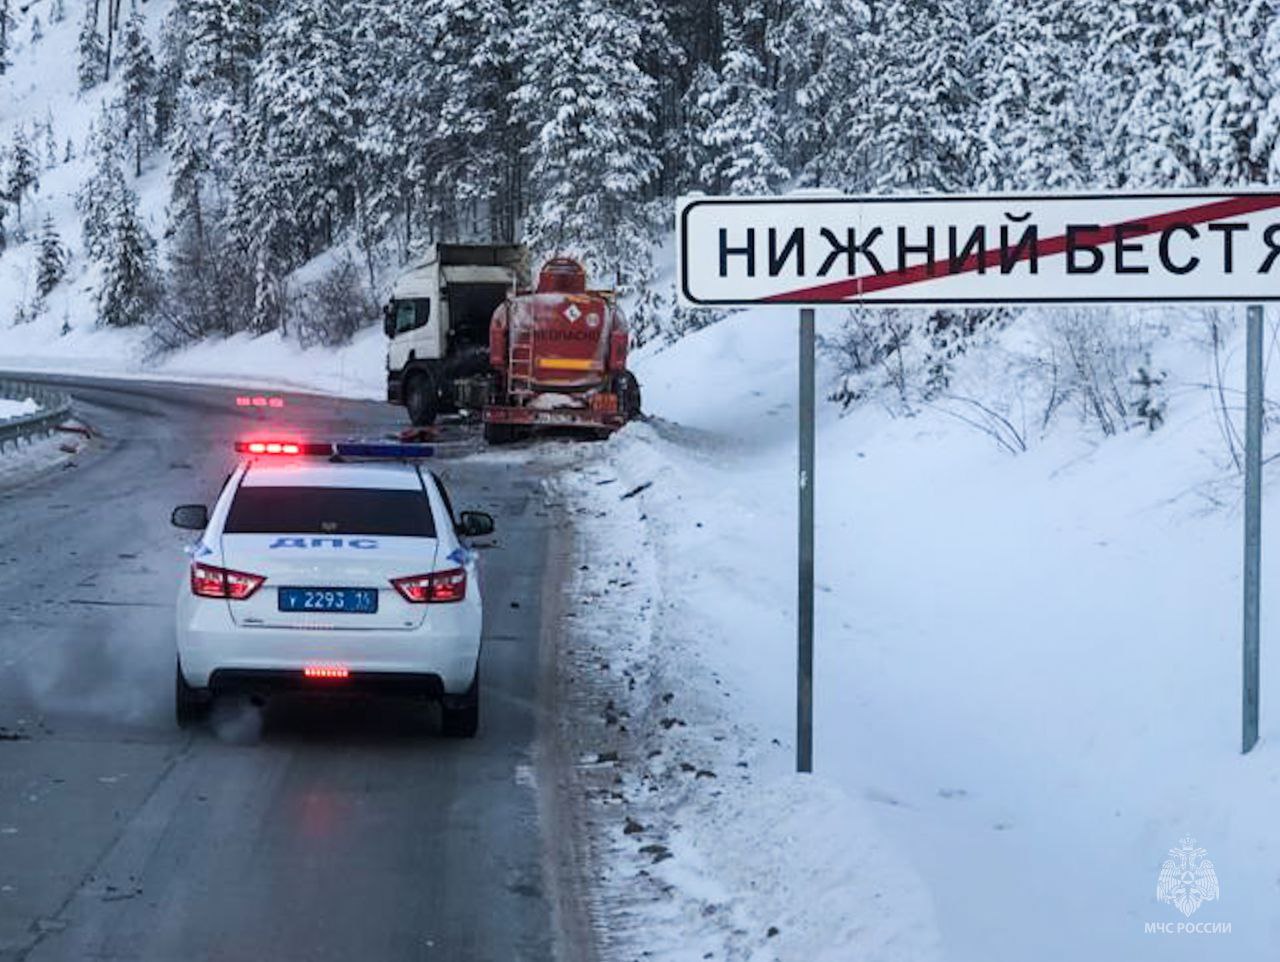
[{"xmin": 508, "ymin": 322, "xmax": 536, "ymax": 399}]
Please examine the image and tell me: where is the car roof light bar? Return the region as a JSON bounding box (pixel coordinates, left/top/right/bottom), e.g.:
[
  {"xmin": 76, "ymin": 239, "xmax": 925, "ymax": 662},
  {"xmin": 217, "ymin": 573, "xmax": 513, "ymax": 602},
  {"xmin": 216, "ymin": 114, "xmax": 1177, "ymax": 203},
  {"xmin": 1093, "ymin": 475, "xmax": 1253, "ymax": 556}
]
[{"xmin": 233, "ymin": 440, "xmax": 438, "ymax": 459}]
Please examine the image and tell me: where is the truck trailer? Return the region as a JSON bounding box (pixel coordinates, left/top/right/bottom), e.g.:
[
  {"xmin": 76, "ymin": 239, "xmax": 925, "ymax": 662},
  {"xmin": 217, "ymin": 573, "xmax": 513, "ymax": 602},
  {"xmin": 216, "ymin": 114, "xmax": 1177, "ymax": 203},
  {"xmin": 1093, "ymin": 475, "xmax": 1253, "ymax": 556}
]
[{"xmin": 384, "ymin": 244, "xmax": 641, "ymax": 443}]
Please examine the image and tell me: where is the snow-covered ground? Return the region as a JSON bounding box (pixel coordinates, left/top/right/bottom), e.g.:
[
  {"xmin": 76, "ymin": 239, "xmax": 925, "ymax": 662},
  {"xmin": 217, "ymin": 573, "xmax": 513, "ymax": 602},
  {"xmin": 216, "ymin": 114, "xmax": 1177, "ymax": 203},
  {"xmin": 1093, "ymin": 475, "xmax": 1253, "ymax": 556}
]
[
  {"xmin": 554, "ymin": 305, "xmax": 1279, "ymax": 962},
  {"xmin": 0, "ymin": 397, "xmax": 39, "ymax": 419}
]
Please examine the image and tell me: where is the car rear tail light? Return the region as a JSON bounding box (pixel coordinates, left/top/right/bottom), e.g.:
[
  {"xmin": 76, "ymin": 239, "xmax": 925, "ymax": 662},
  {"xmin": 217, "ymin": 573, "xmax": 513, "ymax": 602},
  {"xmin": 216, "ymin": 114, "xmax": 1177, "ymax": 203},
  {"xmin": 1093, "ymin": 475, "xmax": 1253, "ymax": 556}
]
[
  {"xmin": 190, "ymin": 562, "xmax": 266, "ymax": 600},
  {"xmin": 304, "ymin": 664, "xmax": 349, "ymax": 680},
  {"xmin": 390, "ymin": 568, "xmax": 467, "ymax": 604}
]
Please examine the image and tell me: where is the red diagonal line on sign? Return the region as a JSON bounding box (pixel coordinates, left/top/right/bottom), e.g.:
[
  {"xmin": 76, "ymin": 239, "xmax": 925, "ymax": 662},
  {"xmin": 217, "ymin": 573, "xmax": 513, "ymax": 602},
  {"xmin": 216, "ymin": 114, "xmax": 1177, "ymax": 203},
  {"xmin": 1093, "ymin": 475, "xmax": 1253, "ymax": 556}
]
[{"xmin": 762, "ymin": 194, "xmax": 1280, "ymax": 303}]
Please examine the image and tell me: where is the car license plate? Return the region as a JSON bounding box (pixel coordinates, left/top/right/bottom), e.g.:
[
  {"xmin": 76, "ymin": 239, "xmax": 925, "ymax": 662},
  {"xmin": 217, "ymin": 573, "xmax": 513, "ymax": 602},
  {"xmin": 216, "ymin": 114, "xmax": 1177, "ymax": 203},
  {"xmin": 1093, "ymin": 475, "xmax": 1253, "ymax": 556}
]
[{"xmin": 278, "ymin": 588, "xmax": 379, "ymax": 614}]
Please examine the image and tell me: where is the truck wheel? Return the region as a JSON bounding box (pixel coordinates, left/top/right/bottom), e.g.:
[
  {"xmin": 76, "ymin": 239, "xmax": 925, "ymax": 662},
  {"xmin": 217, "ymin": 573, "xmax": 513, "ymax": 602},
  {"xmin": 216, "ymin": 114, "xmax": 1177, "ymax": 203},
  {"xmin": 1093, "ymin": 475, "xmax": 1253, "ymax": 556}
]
[
  {"xmin": 405, "ymin": 371, "xmax": 438, "ymax": 426},
  {"xmin": 175, "ymin": 661, "xmax": 211, "ymax": 729},
  {"xmin": 614, "ymin": 371, "xmax": 642, "ymax": 420},
  {"xmin": 441, "ymin": 670, "xmax": 480, "ymax": 738},
  {"xmin": 484, "ymin": 422, "xmax": 514, "ymax": 446}
]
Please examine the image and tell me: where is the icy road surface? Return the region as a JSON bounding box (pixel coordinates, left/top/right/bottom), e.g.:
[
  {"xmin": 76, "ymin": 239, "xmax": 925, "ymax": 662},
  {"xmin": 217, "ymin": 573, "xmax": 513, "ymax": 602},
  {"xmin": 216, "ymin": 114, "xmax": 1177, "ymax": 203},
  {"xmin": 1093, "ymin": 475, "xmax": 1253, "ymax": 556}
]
[{"xmin": 0, "ymin": 376, "xmax": 578, "ymax": 962}]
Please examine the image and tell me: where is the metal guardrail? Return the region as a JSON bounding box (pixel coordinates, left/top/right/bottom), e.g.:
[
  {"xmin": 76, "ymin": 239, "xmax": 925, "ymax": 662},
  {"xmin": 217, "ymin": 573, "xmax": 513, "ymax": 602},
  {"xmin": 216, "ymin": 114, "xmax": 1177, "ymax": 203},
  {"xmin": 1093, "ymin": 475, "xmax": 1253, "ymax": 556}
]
[{"xmin": 0, "ymin": 380, "xmax": 73, "ymax": 452}]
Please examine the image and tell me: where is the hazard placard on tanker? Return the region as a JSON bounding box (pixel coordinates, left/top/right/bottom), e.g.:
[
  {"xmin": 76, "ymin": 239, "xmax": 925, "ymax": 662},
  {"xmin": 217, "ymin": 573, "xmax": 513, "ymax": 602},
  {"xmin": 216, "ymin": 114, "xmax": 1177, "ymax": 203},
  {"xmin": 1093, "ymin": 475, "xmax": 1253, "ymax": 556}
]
[{"xmin": 677, "ymin": 192, "xmax": 1280, "ymax": 307}]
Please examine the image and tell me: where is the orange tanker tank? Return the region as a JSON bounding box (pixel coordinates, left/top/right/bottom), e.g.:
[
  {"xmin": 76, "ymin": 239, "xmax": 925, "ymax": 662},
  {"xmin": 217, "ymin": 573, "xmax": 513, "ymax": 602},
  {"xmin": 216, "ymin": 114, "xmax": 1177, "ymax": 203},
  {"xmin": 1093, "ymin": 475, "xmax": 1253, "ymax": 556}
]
[{"xmin": 484, "ymin": 258, "xmax": 641, "ymax": 444}]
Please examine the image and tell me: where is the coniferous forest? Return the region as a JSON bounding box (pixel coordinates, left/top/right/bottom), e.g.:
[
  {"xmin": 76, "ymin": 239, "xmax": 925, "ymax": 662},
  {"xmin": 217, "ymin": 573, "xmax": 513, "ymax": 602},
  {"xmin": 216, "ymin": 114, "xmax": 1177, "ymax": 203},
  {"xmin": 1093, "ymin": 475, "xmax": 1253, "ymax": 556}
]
[{"xmin": 2, "ymin": 0, "xmax": 1278, "ymax": 345}]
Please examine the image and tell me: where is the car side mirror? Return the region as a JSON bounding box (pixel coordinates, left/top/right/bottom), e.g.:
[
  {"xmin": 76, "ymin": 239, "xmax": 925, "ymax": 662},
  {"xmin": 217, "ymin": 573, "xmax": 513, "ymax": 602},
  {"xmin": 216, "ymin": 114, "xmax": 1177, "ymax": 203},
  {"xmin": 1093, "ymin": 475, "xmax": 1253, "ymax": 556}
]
[
  {"xmin": 171, "ymin": 504, "xmax": 209, "ymax": 530},
  {"xmin": 383, "ymin": 305, "xmax": 396, "ymax": 338},
  {"xmin": 456, "ymin": 511, "xmax": 495, "ymax": 537}
]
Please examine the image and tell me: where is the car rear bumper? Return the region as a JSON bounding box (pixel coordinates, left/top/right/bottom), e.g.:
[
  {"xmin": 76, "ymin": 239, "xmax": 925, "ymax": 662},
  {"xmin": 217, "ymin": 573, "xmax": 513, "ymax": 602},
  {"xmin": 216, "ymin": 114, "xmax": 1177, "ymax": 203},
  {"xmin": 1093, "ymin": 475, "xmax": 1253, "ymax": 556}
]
[
  {"xmin": 208, "ymin": 668, "xmax": 446, "ymax": 699},
  {"xmin": 177, "ymin": 601, "xmax": 481, "ymax": 694}
]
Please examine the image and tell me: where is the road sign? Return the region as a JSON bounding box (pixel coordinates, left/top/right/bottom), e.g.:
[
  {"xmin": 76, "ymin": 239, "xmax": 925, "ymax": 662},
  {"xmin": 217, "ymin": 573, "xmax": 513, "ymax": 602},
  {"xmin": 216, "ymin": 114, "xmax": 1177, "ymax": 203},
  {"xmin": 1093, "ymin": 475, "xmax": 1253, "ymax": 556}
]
[
  {"xmin": 678, "ymin": 192, "xmax": 1280, "ymax": 306},
  {"xmin": 677, "ymin": 190, "xmax": 1275, "ymax": 768}
]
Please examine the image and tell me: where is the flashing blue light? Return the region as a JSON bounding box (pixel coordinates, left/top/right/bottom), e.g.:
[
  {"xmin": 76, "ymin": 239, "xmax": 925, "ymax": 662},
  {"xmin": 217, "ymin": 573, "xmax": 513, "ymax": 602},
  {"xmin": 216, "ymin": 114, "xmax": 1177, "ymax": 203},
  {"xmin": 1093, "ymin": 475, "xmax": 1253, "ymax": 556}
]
[{"xmin": 333, "ymin": 441, "xmax": 436, "ymax": 459}]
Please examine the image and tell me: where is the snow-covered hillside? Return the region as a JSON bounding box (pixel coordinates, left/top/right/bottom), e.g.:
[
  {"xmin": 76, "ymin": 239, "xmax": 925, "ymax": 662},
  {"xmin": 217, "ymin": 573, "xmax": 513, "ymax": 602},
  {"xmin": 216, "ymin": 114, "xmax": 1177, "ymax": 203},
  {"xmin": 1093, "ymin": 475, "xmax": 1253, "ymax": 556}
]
[
  {"xmin": 0, "ymin": 2, "xmax": 386, "ymax": 396},
  {"xmin": 558, "ymin": 304, "xmax": 1279, "ymax": 962}
]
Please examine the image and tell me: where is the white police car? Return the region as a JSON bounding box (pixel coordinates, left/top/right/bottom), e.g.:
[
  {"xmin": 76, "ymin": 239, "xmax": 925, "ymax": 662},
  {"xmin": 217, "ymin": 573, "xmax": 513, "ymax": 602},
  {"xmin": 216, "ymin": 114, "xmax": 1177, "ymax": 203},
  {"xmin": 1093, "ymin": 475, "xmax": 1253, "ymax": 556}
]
[{"xmin": 170, "ymin": 440, "xmax": 493, "ymax": 737}]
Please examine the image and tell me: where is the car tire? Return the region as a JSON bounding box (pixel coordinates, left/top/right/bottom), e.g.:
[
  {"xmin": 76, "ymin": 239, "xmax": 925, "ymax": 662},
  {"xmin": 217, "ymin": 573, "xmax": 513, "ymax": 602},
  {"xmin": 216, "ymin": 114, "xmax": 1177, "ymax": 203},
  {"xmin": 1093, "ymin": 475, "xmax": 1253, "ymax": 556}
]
[
  {"xmin": 440, "ymin": 670, "xmax": 479, "ymax": 738},
  {"xmin": 405, "ymin": 370, "xmax": 438, "ymax": 426},
  {"xmin": 175, "ymin": 661, "xmax": 211, "ymax": 729}
]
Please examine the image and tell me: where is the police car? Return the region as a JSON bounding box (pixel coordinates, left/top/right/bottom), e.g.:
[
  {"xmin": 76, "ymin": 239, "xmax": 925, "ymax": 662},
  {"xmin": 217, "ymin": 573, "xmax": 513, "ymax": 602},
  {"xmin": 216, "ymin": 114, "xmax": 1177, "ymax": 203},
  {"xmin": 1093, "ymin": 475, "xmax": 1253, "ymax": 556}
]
[{"xmin": 170, "ymin": 439, "xmax": 493, "ymax": 737}]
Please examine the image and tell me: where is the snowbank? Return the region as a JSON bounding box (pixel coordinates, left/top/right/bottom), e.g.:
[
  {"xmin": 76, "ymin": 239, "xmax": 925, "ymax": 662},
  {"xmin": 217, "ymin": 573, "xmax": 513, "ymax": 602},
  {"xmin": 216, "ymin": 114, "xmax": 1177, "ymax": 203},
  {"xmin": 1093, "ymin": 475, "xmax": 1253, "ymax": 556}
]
[
  {"xmin": 0, "ymin": 397, "xmax": 40, "ymax": 419},
  {"xmin": 0, "ymin": 321, "xmax": 386, "ymax": 399},
  {"xmin": 559, "ymin": 303, "xmax": 1279, "ymax": 962}
]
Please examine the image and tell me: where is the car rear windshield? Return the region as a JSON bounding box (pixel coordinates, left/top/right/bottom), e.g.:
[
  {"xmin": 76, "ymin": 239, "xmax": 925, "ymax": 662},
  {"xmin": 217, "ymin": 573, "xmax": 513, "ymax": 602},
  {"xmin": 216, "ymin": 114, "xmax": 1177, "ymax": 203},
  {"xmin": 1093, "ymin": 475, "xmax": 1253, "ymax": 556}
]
[{"xmin": 224, "ymin": 486, "xmax": 436, "ymax": 537}]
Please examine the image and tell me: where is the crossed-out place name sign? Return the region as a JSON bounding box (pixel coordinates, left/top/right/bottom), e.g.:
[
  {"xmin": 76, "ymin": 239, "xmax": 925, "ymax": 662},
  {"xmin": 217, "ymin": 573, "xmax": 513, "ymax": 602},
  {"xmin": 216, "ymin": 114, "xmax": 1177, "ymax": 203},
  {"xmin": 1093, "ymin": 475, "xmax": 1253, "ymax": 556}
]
[{"xmin": 677, "ymin": 192, "xmax": 1280, "ymax": 307}]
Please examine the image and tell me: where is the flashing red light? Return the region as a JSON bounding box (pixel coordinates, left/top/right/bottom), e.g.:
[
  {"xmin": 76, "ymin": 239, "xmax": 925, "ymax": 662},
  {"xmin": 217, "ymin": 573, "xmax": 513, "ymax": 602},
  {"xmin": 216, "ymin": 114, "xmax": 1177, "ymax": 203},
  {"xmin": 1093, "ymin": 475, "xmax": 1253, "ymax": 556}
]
[
  {"xmin": 235, "ymin": 440, "xmax": 306, "ymax": 456},
  {"xmin": 235, "ymin": 395, "xmax": 285, "ymax": 408},
  {"xmin": 190, "ymin": 562, "xmax": 266, "ymax": 600},
  {"xmin": 268, "ymin": 397, "xmax": 285, "ymax": 408},
  {"xmin": 235, "ymin": 396, "xmax": 251, "ymax": 407},
  {"xmin": 304, "ymin": 665, "xmax": 350, "ymax": 680},
  {"xmin": 390, "ymin": 568, "xmax": 467, "ymax": 604}
]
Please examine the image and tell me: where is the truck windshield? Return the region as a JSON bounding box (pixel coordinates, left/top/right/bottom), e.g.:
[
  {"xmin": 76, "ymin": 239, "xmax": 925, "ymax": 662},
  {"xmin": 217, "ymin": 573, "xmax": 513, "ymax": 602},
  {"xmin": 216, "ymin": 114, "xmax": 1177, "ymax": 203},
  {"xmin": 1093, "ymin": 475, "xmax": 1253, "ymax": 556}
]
[{"xmin": 225, "ymin": 487, "xmax": 436, "ymax": 537}]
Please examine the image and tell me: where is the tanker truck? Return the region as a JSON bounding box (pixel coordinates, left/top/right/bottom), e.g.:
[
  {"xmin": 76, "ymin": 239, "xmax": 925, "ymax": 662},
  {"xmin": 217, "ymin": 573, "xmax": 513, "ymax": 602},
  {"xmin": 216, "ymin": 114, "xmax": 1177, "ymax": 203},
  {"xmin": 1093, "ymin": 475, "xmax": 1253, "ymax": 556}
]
[{"xmin": 384, "ymin": 244, "xmax": 641, "ymax": 444}]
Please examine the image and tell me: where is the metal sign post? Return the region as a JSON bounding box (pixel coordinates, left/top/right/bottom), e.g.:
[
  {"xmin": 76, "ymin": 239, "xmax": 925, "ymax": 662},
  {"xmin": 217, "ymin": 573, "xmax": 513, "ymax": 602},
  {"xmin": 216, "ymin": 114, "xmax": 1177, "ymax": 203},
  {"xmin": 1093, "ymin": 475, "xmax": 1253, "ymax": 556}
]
[
  {"xmin": 797, "ymin": 308, "xmax": 816, "ymax": 773},
  {"xmin": 1243, "ymin": 304, "xmax": 1264, "ymax": 754}
]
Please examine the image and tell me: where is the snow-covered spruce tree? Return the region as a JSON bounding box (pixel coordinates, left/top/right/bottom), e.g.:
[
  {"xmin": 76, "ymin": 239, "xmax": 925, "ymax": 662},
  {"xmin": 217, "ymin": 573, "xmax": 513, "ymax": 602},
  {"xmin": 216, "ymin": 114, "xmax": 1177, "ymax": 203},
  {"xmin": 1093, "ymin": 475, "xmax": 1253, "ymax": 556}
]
[
  {"xmin": 515, "ymin": 0, "xmax": 662, "ymax": 338},
  {"xmin": 51, "ymin": 0, "xmax": 65, "ymax": 24},
  {"xmin": 158, "ymin": 96, "xmax": 254, "ymax": 344},
  {"xmin": 976, "ymin": 0, "xmax": 1104, "ymax": 191},
  {"xmin": 0, "ymin": 200, "xmax": 7, "ymax": 255},
  {"xmin": 871, "ymin": 0, "xmax": 982, "ymax": 192},
  {"xmin": 0, "ymin": 0, "xmax": 12, "ymax": 76},
  {"xmin": 98, "ymin": 188, "xmax": 158, "ymax": 327},
  {"xmin": 42, "ymin": 112, "xmax": 57, "ymax": 169},
  {"xmin": 77, "ymin": 110, "xmax": 130, "ymax": 261},
  {"xmin": 6, "ymin": 127, "xmax": 39, "ymax": 225},
  {"xmin": 421, "ymin": 0, "xmax": 517, "ymax": 240},
  {"xmin": 773, "ymin": 0, "xmax": 875, "ymax": 190},
  {"xmin": 1265, "ymin": 5, "xmax": 1280, "ymax": 181},
  {"xmin": 77, "ymin": 1, "xmax": 106, "ymax": 90},
  {"xmin": 694, "ymin": 1, "xmax": 788, "ymax": 194},
  {"xmin": 182, "ymin": 0, "xmax": 269, "ymax": 113},
  {"xmin": 36, "ymin": 215, "xmax": 66, "ymax": 297},
  {"xmin": 245, "ymin": 0, "xmax": 355, "ymax": 257},
  {"xmin": 1182, "ymin": 0, "xmax": 1274, "ymax": 185},
  {"xmin": 1109, "ymin": 0, "xmax": 1202, "ymax": 186},
  {"xmin": 152, "ymin": 8, "xmax": 188, "ymax": 151},
  {"xmin": 120, "ymin": 11, "xmax": 156, "ymax": 178}
]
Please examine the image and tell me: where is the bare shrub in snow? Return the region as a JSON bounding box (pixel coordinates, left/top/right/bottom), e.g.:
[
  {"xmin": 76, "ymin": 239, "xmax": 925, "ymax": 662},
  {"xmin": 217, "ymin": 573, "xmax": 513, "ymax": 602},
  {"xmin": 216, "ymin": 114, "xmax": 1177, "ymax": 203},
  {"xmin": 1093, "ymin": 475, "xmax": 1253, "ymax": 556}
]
[
  {"xmin": 827, "ymin": 307, "xmax": 1007, "ymax": 412},
  {"xmin": 294, "ymin": 257, "xmax": 378, "ymax": 348},
  {"xmin": 1045, "ymin": 308, "xmax": 1163, "ymax": 437}
]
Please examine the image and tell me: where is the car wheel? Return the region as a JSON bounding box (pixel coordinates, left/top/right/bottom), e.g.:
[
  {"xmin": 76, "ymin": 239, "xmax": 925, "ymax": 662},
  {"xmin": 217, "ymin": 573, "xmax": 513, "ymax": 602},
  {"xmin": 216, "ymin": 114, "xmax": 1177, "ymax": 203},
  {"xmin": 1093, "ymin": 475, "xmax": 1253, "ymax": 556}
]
[
  {"xmin": 175, "ymin": 661, "xmax": 211, "ymax": 729},
  {"xmin": 406, "ymin": 370, "xmax": 438, "ymax": 426},
  {"xmin": 440, "ymin": 670, "xmax": 479, "ymax": 738}
]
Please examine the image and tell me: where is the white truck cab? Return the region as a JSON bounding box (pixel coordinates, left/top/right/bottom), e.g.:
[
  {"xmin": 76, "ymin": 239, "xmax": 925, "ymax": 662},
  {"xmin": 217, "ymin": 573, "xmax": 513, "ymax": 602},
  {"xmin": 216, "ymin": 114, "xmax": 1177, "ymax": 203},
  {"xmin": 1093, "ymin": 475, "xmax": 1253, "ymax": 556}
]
[{"xmin": 385, "ymin": 244, "xmax": 528, "ymax": 425}]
